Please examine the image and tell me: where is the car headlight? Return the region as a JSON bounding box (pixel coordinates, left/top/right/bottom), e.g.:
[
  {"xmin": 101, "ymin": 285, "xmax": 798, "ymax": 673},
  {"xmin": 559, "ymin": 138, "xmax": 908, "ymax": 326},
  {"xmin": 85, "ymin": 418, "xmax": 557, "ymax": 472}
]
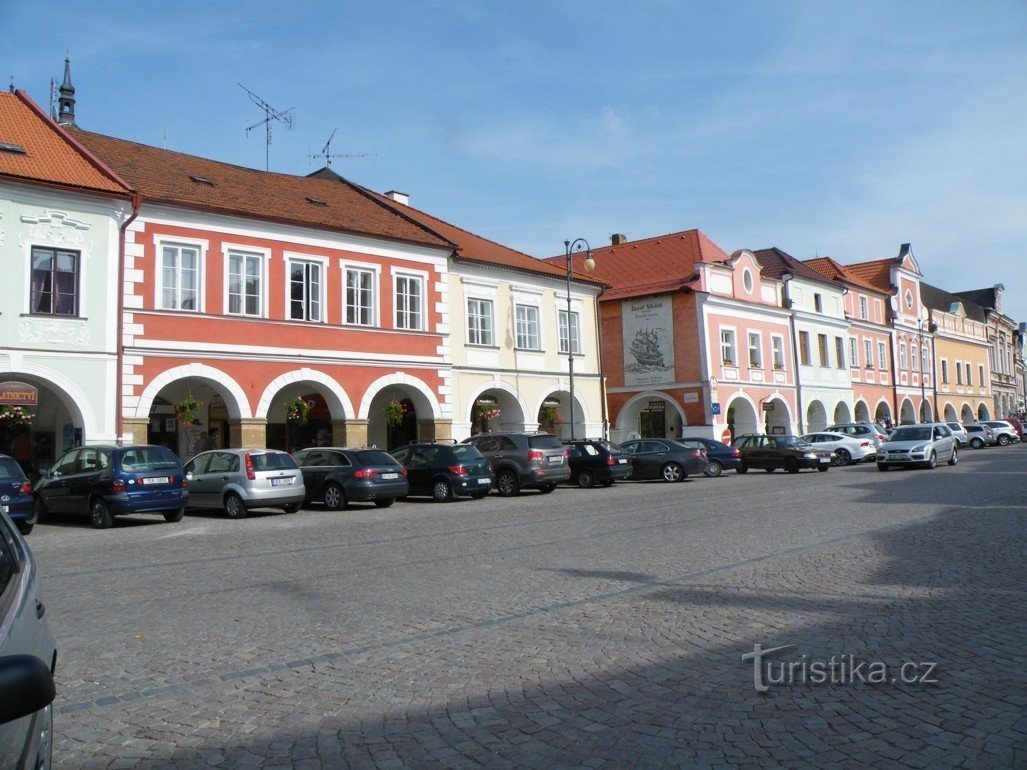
[
  {"xmin": 911, "ymin": 444, "xmax": 926, "ymax": 452},
  {"xmin": 803, "ymin": 452, "xmax": 817, "ymax": 459}
]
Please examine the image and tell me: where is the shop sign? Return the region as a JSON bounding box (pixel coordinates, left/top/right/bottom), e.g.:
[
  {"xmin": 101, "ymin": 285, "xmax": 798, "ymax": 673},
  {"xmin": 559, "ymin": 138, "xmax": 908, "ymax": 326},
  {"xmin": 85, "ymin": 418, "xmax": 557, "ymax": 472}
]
[{"xmin": 0, "ymin": 382, "xmax": 37, "ymax": 406}]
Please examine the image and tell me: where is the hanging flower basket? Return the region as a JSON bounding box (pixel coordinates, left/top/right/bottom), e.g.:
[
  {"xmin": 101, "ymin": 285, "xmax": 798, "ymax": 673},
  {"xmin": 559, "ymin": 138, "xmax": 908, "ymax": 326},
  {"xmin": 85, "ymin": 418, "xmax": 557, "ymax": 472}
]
[
  {"xmin": 173, "ymin": 394, "xmax": 202, "ymax": 425},
  {"xmin": 475, "ymin": 403, "xmax": 501, "ymax": 422},
  {"xmin": 0, "ymin": 405, "xmax": 33, "ymax": 428},
  {"xmin": 539, "ymin": 405, "xmax": 561, "ymax": 425},
  {"xmin": 286, "ymin": 397, "xmax": 313, "ymax": 425},
  {"xmin": 384, "ymin": 400, "xmax": 405, "ymax": 427}
]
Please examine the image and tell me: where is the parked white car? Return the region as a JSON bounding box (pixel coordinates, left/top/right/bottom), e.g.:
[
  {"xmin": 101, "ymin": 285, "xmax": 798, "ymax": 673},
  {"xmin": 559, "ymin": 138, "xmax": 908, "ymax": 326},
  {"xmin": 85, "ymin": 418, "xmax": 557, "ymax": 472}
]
[
  {"xmin": 877, "ymin": 423, "xmax": 958, "ymax": 470},
  {"xmin": 976, "ymin": 421, "xmax": 1019, "ymax": 446},
  {"xmin": 944, "ymin": 421, "xmax": 969, "ymax": 448},
  {"xmin": 825, "ymin": 422, "xmax": 889, "ymax": 449},
  {"xmin": 800, "ymin": 431, "xmax": 877, "ymax": 465}
]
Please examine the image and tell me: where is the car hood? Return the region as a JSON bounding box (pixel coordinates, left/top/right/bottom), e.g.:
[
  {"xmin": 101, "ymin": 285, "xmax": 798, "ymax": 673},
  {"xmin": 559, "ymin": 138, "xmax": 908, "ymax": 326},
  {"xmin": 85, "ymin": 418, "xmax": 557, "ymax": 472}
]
[{"xmin": 880, "ymin": 440, "xmax": 934, "ymax": 450}]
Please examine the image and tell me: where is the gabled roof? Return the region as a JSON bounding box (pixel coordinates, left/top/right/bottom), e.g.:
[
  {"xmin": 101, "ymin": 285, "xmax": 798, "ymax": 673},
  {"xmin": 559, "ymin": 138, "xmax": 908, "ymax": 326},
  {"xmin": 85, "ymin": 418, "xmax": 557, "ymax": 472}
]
[
  {"xmin": 754, "ymin": 247, "xmax": 833, "ymax": 286},
  {"xmin": 542, "ymin": 229, "xmax": 730, "ymax": 299},
  {"xmin": 69, "ymin": 129, "xmax": 453, "ymax": 250},
  {"xmin": 953, "ymin": 287, "xmax": 998, "ymax": 311},
  {"xmin": 844, "ymin": 257, "xmax": 897, "ymax": 293},
  {"xmin": 803, "ymin": 256, "xmax": 886, "ymax": 295},
  {"xmin": 355, "ymin": 185, "xmax": 604, "ymax": 286},
  {"xmin": 920, "ymin": 282, "xmax": 987, "ymax": 323},
  {"xmin": 0, "ymin": 90, "xmax": 130, "ymax": 196}
]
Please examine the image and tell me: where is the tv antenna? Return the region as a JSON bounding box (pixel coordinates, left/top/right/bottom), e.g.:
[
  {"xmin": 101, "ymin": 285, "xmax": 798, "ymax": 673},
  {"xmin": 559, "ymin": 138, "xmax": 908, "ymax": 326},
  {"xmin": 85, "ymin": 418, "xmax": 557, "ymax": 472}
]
[
  {"xmin": 238, "ymin": 83, "xmax": 293, "ymax": 170},
  {"xmin": 308, "ymin": 127, "xmax": 375, "ymax": 166}
]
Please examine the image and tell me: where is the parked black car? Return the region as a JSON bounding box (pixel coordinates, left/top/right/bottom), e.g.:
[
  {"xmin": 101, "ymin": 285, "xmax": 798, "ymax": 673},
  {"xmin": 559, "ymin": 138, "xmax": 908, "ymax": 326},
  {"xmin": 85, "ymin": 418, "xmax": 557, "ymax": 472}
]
[
  {"xmin": 731, "ymin": 435, "xmax": 832, "ymax": 473},
  {"xmin": 676, "ymin": 438, "xmax": 742, "ymax": 477},
  {"xmin": 0, "ymin": 454, "xmax": 36, "ymax": 534},
  {"xmin": 390, "ymin": 442, "xmax": 494, "ymax": 501},
  {"xmin": 292, "ymin": 447, "xmax": 408, "ymax": 510},
  {"xmin": 619, "ymin": 439, "xmax": 708, "ymax": 482},
  {"xmin": 561, "ymin": 439, "xmax": 631, "ymax": 488},
  {"xmin": 33, "ymin": 444, "xmax": 187, "ymax": 529},
  {"xmin": 462, "ymin": 432, "xmax": 570, "ymax": 496}
]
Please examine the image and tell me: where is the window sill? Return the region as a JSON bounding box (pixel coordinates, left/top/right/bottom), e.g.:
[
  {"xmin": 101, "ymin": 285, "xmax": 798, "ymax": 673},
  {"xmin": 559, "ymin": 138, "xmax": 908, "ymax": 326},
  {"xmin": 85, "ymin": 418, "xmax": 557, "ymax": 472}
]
[
  {"xmin": 467, "ymin": 344, "xmax": 500, "ymax": 350},
  {"xmin": 22, "ymin": 313, "xmax": 86, "ymax": 321},
  {"xmin": 515, "ymin": 348, "xmax": 544, "ymax": 353}
]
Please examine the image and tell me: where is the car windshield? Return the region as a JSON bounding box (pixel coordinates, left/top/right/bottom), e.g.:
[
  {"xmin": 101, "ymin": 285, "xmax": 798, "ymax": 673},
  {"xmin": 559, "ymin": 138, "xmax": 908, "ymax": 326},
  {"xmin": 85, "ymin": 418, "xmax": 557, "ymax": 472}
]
[
  {"xmin": 0, "ymin": 457, "xmax": 25, "ymax": 480},
  {"xmin": 120, "ymin": 446, "xmax": 180, "ymax": 470},
  {"xmin": 527, "ymin": 435, "xmax": 563, "ymax": 450},
  {"xmin": 776, "ymin": 437, "xmax": 810, "ymax": 448},
  {"xmin": 250, "ymin": 452, "xmax": 297, "ymax": 471},
  {"xmin": 890, "ymin": 427, "xmax": 931, "ymax": 442},
  {"xmin": 451, "ymin": 445, "xmax": 485, "ymax": 462},
  {"xmin": 356, "ymin": 450, "xmax": 400, "ymax": 467}
]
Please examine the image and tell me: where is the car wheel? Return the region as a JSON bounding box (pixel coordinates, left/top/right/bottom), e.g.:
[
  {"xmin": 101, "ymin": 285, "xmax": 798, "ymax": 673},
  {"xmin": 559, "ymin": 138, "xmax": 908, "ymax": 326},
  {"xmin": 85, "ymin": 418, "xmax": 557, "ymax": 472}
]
[
  {"xmin": 925, "ymin": 452, "xmax": 937, "ymax": 470},
  {"xmin": 538, "ymin": 482, "xmax": 557, "ymax": 494},
  {"xmin": 998, "ymin": 434, "xmax": 1010, "ymax": 446},
  {"xmin": 163, "ymin": 507, "xmax": 185, "ymax": 523},
  {"xmin": 432, "ymin": 479, "xmax": 453, "ymax": 502},
  {"xmin": 283, "ymin": 503, "xmax": 301, "ymax": 513},
  {"xmin": 970, "ymin": 438, "xmax": 984, "ymax": 449},
  {"xmin": 224, "ymin": 492, "xmax": 247, "ymax": 519},
  {"xmin": 576, "ymin": 470, "xmax": 595, "ymax": 488},
  {"xmin": 948, "ymin": 448, "xmax": 958, "ymax": 466},
  {"xmin": 817, "ymin": 465, "xmax": 830, "ymax": 472},
  {"xmin": 833, "ymin": 449, "xmax": 851, "ymax": 466},
  {"xmin": 322, "ymin": 483, "xmax": 347, "ymax": 511},
  {"xmin": 877, "ymin": 463, "xmax": 889, "ymax": 472},
  {"xmin": 704, "ymin": 460, "xmax": 723, "ymax": 478},
  {"xmin": 373, "ymin": 498, "xmax": 394, "ymax": 508},
  {"xmin": 16, "ymin": 521, "xmax": 33, "ymax": 536},
  {"xmin": 661, "ymin": 462, "xmax": 684, "ymax": 482},
  {"xmin": 90, "ymin": 498, "xmax": 113, "ymax": 529},
  {"xmin": 736, "ymin": 462, "xmax": 748, "ymax": 474},
  {"xmin": 496, "ymin": 470, "xmax": 519, "ymax": 497},
  {"xmin": 785, "ymin": 457, "xmax": 800, "ymax": 474}
]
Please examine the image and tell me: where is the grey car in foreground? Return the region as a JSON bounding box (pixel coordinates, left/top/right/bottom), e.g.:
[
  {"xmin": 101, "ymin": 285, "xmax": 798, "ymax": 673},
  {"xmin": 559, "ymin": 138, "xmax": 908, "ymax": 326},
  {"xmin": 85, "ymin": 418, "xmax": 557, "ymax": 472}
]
[
  {"xmin": 877, "ymin": 423, "xmax": 958, "ymax": 470},
  {"xmin": 184, "ymin": 449, "xmax": 305, "ymax": 518},
  {"xmin": 0, "ymin": 511, "xmax": 57, "ymax": 769}
]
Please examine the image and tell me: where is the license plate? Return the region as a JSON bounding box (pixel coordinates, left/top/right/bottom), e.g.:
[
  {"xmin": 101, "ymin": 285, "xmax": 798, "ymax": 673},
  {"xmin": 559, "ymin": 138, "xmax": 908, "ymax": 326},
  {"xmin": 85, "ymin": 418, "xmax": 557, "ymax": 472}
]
[
  {"xmin": 547, "ymin": 456, "xmax": 562, "ymax": 464},
  {"xmin": 270, "ymin": 477, "xmax": 294, "ymax": 487},
  {"xmin": 477, "ymin": 477, "xmax": 491, "ymax": 485},
  {"xmin": 618, "ymin": 458, "xmax": 627, "ymax": 464},
  {"xmin": 381, "ymin": 472, "xmax": 399, "ymax": 480},
  {"xmin": 819, "ymin": 458, "xmax": 830, "ymax": 463},
  {"xmin": 142, "ymin": 476, "xmax": 169, "ymax": 485}
]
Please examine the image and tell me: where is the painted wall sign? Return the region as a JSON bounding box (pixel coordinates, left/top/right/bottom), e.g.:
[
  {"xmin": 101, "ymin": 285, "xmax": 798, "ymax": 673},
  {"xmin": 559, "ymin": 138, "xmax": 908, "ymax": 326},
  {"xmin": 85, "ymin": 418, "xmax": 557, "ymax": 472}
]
[
  {"xmin": 682, "ymin": 393, "xmax": 699, "ymax": 404},
  {"xmin": 0, "ymin": 381, "xmax": 37, "ymax": 405},
  {"xmin": 622, "ymin": 298, "xmax": 675, "ymax": 387}
]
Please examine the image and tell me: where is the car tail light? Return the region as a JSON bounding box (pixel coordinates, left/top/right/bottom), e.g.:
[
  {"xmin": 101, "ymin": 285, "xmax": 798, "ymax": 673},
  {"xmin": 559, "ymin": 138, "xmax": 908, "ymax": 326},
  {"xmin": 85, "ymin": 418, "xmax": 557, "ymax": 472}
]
[
  {"xmin": 112, "ymin": 479, "xmax": 126, "ymax": 493},
  {"xmin": 606, "ymin": 454, "xmax": 615, "ymax": 466},
  {"xmin": 690, "ymin": 449, "xmax": 703, "ymax": 458},
  {"xmin": 19, "ymin": 480, "xmax": 32, "ymax": 495},
  {"xmin": 527, "ymin": 449, "xmax": 544, "ymax": 462},
  {"xmin": 860, "ymin": 441, "xmax": 871, "ymax": 447},
  {"xmin": 354, "ymin": 468, "xmax": 379, "ymax": 479},
  {"xmin": 399, "ymin": 467, "xmax": 408, "ymax": 476},
  {"xmin": 244, "ymin": 454, "xmax": 256, "ymax": 480},
  {"xmin": 875, "ymin": 434, "xmax": 885, "ymax": 441},
  {"xmin": 731, "ymin": 448, "xmax": 740, "ymax": 457},
  {"xmin": 448, "ymin": 465, "xmax": 468, "ymax": 475},
  {"xmin": 181, "ymin": 477, "xmax": 189, "ymax": 489},
  {"xmin": 564, "ymin": 449, "xmax": 569, "ymax": 458}
]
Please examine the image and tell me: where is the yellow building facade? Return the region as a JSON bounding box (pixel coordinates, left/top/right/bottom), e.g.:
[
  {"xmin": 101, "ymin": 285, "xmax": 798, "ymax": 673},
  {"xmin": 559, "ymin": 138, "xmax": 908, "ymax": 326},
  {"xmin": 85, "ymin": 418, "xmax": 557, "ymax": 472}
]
[{"xmin": 923, "ymin": 284, "xmax": 993, "ymax": 422}]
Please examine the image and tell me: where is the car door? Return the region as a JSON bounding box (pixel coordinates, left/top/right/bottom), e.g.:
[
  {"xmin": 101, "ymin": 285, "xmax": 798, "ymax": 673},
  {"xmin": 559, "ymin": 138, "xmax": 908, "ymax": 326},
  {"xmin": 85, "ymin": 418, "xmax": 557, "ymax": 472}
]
[
  {"xmin": 201, "ymin": 452, "xmax": 237, "ymax": 506},
  {"xmin": 37, "ymin": 450, "xmax": 79, "ymax": 514},
  {"xmin": 744, "ymin": 437, "xmax": 767, "ymax": 468},
  {"xmin": 935, "ymin": 425, "xmax": 954, "ymax": 459},
  {"xmin": 65, "ymin": 447, "xmax": 107, "ymax": 515},
  {"xmin": 402, "ymin": 447, "xmax": 433, "ymax": 495},
  {"xmin": 296, "ymin": 450, "xmax": 328, "ymax": 500},
  {"xmin": 183, "ymin": 452, "xmax": 213, "ymax": 508}
]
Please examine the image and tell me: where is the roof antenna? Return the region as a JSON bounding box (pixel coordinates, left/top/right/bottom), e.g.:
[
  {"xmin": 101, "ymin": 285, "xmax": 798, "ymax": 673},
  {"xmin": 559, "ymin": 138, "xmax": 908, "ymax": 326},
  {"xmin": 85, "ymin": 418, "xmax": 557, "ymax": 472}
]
[
  {"xmin": 307, "ymin": 127, "xmax": 375, "ymax": 166},
  {"xmin": 162, "ymin": 127, "xmax": 167, "ymax": 149},
  {"xmin": 8, "ymin": 75, "xmax": 14, "ymax": 94},
  {"xmin": 238, "ymin": 83, "xmax": 293, "ymax": 171}
]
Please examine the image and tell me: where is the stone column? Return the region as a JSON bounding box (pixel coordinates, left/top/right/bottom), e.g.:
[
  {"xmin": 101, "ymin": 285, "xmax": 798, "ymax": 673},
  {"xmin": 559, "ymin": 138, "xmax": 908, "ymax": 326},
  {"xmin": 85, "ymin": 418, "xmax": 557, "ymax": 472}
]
[
  {"xmin": 334, "ymin": 418, "xmax": 368, "ymax": 447},
  {"xmin": 228, "ymin": 418, "xmax": 267, "ymax": 449},
  {"xmin": 418, "ymin": 419, "xmax": 453, "ymax": 442},
  {"xmin": 122, "ymin": 418, "xmax": 149, "ymax": 446}
]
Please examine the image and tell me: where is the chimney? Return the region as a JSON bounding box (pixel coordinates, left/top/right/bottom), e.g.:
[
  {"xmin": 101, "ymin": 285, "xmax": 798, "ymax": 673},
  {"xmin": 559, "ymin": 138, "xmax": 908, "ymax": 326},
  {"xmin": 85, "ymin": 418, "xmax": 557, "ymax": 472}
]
[
  {"xmin": 611, "ymin": 233, "xmax": 627, "ymax": 245},
  {"xmin": 384, "ymin": 190, "xmax": 409, "ymax": 206}
]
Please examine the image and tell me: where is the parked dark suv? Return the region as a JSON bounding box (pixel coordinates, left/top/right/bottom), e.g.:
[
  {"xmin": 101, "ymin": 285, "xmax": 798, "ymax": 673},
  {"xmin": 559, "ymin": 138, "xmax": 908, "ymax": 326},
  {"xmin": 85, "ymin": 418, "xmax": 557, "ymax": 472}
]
[
  {"xmin": 33, "ymin": 444, "xmax": 187, "ymax": 529},
  {"xmin": 292, "ymin": 447, "xmax": 408, "ymax": 510},
  {"xmin": 562, "ymin": 439, "xmax": 631, "ymax": 488},
  {"xmin": 390, "ymin": 442, "xmax": 494, "ymax": 501},
  {"xmin": 462, "ymin": 432, "xmax": 570, "ymax": 496}
]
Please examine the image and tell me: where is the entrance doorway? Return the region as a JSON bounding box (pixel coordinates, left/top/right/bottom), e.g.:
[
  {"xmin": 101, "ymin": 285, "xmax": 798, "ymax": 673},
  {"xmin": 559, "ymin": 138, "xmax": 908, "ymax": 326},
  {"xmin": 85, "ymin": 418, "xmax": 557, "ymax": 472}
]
[{"xmin": 639, "ymin": 400, "xmax": 666, "ymax": 438}]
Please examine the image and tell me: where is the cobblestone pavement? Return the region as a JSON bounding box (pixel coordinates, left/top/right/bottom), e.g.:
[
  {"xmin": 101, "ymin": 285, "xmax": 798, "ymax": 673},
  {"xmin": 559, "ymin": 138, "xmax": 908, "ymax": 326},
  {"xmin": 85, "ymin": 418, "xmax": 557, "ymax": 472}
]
[{"xmin": 28, "ymin": 447, "xmax": 1027, "ymax": 768}]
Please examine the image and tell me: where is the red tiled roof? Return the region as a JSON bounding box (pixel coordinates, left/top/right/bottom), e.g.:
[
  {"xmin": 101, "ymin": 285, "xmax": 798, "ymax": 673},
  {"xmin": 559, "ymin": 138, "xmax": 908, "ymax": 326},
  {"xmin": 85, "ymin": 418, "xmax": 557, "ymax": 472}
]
[
  {"xmin": 0, "ymin": 91, "xmax": 130, "ymax": 196},
  {"xmin": 543, "ymin": 229, "xmax": 730, "ymax": 298},
  {"xmin": 754, "ymin": 247, "xmax": 833, "ymax": 285},
  {"xmin": 361, "ymin": 188, "xmax": 604, "ymax": 285},
  {"xmin": 69, "ymin": 129, "xmax": 453, "ymax": 250},
  {"xmin": 803, "ymin": 256, "xmax": 887, "ymax": 295},
  {"xmin": 844, "ymin": 258, "xmax": 897, "ymax": 293}
]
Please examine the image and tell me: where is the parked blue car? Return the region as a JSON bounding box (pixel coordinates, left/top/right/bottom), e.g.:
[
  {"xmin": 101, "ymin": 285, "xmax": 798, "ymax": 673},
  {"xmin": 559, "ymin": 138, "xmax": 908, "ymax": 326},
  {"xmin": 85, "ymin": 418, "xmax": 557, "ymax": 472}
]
[
  {"xmin": 0, "ymin": 454, "xmax": 36, "ymax": 534},
  {"xmin": 677, "ymin": 438, "xmax": 743, "ymax": 477},
  {"xmin": 34, "ymin": 444, "xmax": 188, "ymax": 529}
]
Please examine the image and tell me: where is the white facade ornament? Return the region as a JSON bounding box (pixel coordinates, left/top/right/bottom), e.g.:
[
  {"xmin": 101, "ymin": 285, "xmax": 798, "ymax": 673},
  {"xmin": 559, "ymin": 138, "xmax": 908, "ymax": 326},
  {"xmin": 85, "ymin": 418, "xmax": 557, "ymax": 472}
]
[
  {"xmin": 18, "ymin": 318, "xmax": 91, "ymax": 347},
  {"xmin": 20, "ymin": 210, "xmax": 91, "ymax": 247}
]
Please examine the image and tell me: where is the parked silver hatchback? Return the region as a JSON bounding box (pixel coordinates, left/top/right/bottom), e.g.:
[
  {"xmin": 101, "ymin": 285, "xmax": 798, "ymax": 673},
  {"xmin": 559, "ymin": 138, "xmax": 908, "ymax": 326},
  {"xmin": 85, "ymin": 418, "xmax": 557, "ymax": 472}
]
[
  {"xmin": 183, "ymin": 449, "xmax": 305, "ymax": 519},
  {"xmin": 876, "ymin": 423, "xmax": 958, "ymax": 471}
]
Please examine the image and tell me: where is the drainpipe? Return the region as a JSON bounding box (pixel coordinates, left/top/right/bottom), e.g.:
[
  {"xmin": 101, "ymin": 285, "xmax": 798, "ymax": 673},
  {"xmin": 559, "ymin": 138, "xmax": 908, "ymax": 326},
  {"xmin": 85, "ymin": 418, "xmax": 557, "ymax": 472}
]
[
  {"xmin": 116, "ymin": 194, "xmax": 142, "ymax": 444},
  {"xmin": 782, "ymin": 277, "xmax": 805, "ymax": 434},
  {"xmin": 595, "ymin": 286, "xmax": 609, "ymax": 440}
]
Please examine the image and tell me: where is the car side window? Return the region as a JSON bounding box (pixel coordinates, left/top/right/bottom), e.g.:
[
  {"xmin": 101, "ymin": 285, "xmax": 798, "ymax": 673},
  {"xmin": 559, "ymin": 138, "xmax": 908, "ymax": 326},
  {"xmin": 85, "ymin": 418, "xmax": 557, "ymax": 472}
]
[
  {"xmin": 564, "ymin": 445, "xmax": 580, "ymax": 458},
  {"xmin": 473, "ymin": 436, "xmax": 497, "ymax": 453},
  {"xmin": 207, "ymin": 453, "xmax": 234, "ymax": 473},
  {"xmin": 53, "ymin": 450, "xmax": 79, "ymax": 476},
  {"xmin": 408, "ymin": 448, "xmax": 431, "ymax": 468},
  {"xmin": 583, "ymin": 444, "xmax": 599, "ymax": 456},
  {"xmin": 497, "ymin": 437, "xmax": 516, "ymax": 451},
  {"xmin": 391, "ymin": 448, "xmax": 410, "ymax": 464},
  {"xmin": 77, "ymin": 448, "xmax": 102, "ymax": 473},
  {"xmin": 304, "ymin": 451, "xmax": 326, "ymax": 467},
  {"xmin": 329, "ymin": 452, "xmax": 350, "ymax": 467},
  {"xmin": 188, "ymin": 453, "xmax": 212, "ymax": 475}
]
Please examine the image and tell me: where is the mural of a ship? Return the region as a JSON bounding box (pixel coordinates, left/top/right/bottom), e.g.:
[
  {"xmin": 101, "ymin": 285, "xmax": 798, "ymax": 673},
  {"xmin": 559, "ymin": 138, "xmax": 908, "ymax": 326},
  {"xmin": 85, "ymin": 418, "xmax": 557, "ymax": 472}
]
[{"xmin": 628, "ymin": 328, "xmax": 666, "ymax": 368}]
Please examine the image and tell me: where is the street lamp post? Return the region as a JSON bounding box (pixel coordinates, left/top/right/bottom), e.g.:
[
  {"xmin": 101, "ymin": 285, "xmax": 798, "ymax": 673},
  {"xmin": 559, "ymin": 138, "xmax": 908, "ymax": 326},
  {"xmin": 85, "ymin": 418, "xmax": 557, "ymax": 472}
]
[{"xmin": 564, "ymin": 238, "xmax": 596, "ymax": 440}]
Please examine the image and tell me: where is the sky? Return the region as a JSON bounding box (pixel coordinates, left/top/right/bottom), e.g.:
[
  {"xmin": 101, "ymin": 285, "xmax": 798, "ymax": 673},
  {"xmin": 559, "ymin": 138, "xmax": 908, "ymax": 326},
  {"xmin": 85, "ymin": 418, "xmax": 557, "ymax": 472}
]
[{"xmin": 3, "ymin": 1, "xmax": 1027, "ymax": 318}]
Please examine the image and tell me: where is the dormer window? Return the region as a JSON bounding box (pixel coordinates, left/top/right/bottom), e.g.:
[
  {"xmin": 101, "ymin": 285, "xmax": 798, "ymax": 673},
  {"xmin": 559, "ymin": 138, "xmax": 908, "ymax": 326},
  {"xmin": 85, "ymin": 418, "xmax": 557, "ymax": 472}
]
[
  {"xmin": 0, "ymin": 141, "xmax": 26, "ymax": 155},
  {"xmin": 189, "ymin": 174, "xmax": 214, "ymax": 186},
  {"xmin": 305, "ymin": 197, "xmax": 327, "ymax": 206}
]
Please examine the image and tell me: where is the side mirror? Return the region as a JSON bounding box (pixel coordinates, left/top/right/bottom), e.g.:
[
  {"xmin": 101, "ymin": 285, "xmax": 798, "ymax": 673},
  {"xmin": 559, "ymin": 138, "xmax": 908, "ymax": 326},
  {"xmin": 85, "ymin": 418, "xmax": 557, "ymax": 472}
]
[
  {"xmin": 186, "ymin": 472, "xmax": 194, "ymax": 482},
  {"xmin": 38, "ymin": 468, "xmax": 51, "ymax": 479},
  {"xmin": 0, "ymin": 655, "xmax": 56, "ymax": 725}
]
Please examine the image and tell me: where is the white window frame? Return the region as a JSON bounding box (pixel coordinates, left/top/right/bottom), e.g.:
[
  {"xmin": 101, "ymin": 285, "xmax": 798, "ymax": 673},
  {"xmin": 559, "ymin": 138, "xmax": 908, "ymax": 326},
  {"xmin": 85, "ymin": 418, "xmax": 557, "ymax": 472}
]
[
  {"xmin": 223, "ymin": 245, "xmax": 270, "ymax": 318},
  {"xmin": 941, "ymin": 359, "xmax": 949, "ymax": 384},
  {"xmin": 965, "ymin": 362, "xmax": 972, "ymax": 386},
  {"xmin": 742, "ymin": 269, "xmax": 754, "ymax": 294},
  {"xmin": 859, "ymin": 296, "xmax": 868, "ymax": 320},
  {"xmin": 817, "ymin": 333, "xmax": 830, "ymax": 368},
  {"xmin": 835, "ymin": 336, "xmax": 846, "ymax": 369},
  {"xmin": 878, "ymin": 340, "xmax": 888, "ymax": 371},
  {"xmin": 284, "ymin": 252, "xmax": 328, "ymax": 323},
  {"xmin": 798, "ymin": 330, "xmax": 811, "ymax": 366},
  {"xmin": 955, "ymin": 359, "xmax": 963, "ymax": 385},
  {"xmin": 341, "ymin": 261, "xmax": 380, "ymax": 327},
  {"xmin": 910, "ymin": 344, "xmax": 919, "ymax": 372},
  {"xmin": 899, "ymin": 342, "xmax": 907, "ymax": 370},
  {"xmin": 515, "ymin": 303, "xmax": 541, "ymax": 351},
  {"xmin": 864, "ymin": 339, "xmax": 874, "ymax": 368},
  {"xmin": 747, "ymin": 330, "xmax": 762, "ymax": 368},
  {"xmin": 921, "ymin": 345, "xmax": 930, "ymax": 374},
  {"xmin": 392, "ymin": 268, "xmax": 427, "ymax": 331},
  {"xmin": 771, "ymin": 335, "xmax": 785, "ymax": 370},
  {"xmin": 720, "ymin": 328, "xmax": 737, "ymax": 365},
  {"xmin": 558, "ymin": 308, "xmax": 581, "ymax": 355},
  {"xmin": 466, "ymin": 297, "xmax": 495, "ymax": 347},
  {"xmin": 155, "ymin": 236, "xmax": 207, "ymax": 313},
  {"xmin": 849, "ymin": 338, "xmax": 859, "ymax": 368}
]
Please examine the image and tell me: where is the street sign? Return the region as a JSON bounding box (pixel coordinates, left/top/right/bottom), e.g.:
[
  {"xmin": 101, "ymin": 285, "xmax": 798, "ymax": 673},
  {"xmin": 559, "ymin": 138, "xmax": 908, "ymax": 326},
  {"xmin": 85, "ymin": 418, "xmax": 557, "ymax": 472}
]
[
  {"xmin": 711, "ymin": 402, "xmax": 721, "ymax": 416},
  {"xmin": 762, "ymin": 402, "xmax": 775, "ymax": 412}
]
